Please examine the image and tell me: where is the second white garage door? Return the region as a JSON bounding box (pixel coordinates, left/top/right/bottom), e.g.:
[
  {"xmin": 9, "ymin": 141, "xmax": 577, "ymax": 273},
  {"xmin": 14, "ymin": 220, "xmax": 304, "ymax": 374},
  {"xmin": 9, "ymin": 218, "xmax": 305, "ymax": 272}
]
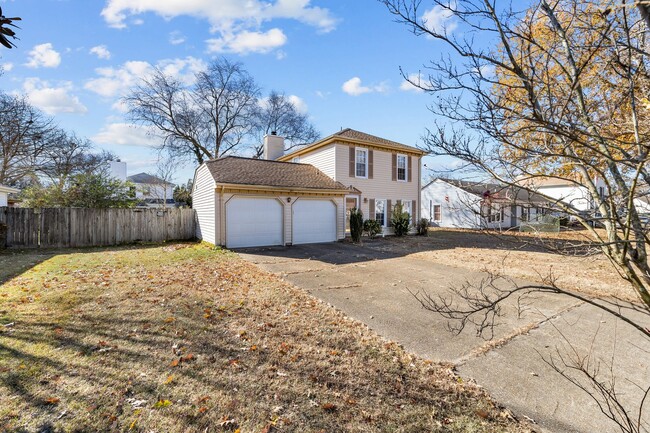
[
  {"xmin": 226, "ymin": 197, "xmax": 283, "ymax": 248},
  {"xmin": 292, "ymin": 199, "xmax": 337, "ymax": 245}
]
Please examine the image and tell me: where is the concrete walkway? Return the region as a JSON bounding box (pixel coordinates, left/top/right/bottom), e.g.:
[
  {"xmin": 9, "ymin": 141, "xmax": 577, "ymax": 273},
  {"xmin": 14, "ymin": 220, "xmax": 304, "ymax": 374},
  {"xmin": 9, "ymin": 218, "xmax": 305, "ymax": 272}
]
[{"xmin": 238, "ymin": 240, "xmax": 650, "ymax": 433}]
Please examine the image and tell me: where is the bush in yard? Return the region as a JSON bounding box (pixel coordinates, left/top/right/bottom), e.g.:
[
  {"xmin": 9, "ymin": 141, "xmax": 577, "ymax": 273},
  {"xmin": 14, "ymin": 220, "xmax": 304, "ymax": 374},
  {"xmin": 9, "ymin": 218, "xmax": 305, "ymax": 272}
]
[
  {"xmin": 391, "ymin": 203, "xmax": 410, "ymax": 237},
  {"xmin": 416, "ymin": 218, "xmax": 429, "ymax": 236},
  {"xmin": 363, "ymin": 219, "xmax": 382, "ymax": 239},
  {"xmin": 350, "ymin": 207, "xmax": 364, "ymax": 243}
]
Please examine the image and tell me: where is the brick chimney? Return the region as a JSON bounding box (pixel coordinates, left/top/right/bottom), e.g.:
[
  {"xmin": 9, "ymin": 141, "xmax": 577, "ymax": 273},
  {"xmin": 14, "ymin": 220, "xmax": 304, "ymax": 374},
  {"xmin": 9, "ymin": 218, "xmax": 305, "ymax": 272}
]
[{"xmin": 263, "ymin": 132, "xmax": 285, "ymax": 160}]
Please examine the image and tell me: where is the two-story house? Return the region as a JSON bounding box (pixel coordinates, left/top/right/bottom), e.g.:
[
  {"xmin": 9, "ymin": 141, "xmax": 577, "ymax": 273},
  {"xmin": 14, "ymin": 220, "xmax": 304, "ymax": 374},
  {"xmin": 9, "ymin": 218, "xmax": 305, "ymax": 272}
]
[{"xmin": 192, "ymin": 128, "xmax": 425, "ymax": 248}]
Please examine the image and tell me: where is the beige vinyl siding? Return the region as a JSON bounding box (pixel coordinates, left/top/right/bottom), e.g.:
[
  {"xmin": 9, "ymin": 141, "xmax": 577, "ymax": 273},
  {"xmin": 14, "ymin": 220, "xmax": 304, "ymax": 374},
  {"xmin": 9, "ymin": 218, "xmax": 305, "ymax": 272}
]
[
  {"xmin": 334, "ymin": 142, "xmax": 420, "ymax": 232},
  {"xmin": 297, "ymin": 144, "xmax": 336, "ymax": 179},
  {"xmin": 192, "ymin": 164, "xmax": 217, "ymax": 245}
]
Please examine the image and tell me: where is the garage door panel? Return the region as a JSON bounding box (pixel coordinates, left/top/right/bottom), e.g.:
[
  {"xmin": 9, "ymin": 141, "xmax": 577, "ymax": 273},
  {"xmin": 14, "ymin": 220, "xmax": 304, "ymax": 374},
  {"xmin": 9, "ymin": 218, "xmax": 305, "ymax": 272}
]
[
  {"xmin": 293, "ymin": 200, "xmax": 336, "ymax": 245},
  {"xmin": 226, "ymin": 197, "xmax": 283, "ymax": 248}
]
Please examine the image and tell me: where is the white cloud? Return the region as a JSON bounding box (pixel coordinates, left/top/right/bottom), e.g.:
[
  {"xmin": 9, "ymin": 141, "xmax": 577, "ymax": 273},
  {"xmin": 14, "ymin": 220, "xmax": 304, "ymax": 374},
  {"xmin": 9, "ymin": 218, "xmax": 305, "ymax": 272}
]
[
  {"xmin": 90, "ymin": 45, "xmax": 111, "ymax": 60},
  {"xmin": 400, "ymin": 72, "xmax": 427, "ymax": 93},
  {"xmin": 25, "ymin": 43, "xmax": 61, "ymax": 68},
  {"xmin": 342, "ymin": 77, "xmax": 389, "ymax": 96},
  {"xmin": 421, "ymin": 2, "xmax": 457, "ymax": 35},
  {"xmin": 169, "ymin": 31, "xmax": 186, "ymax": 45},
  {"xmin": 206, "ymin": 28, "xmax": 287, "ymax": 54},
  {"xmin": 288, "ymin": 95, "xmax": 307, "ymax": 114},
  {"xmin": 92, "ymin": 123, "xmax": 161, "ymax": 147},
  {"xmin": 477, "ymin": 64, "xmax": 496, "ymax": 77},
  {"xmin": 275, "ymin": 50, "xmax": 287, "ymax": 60},
  {"xmin": 85, "ymin": 60, "xmax": 152, "ymax": 98},
  {"xmin": 22, "ymin": 78, "xmax": 87, "ymax": 115},
  {"xmin": 84, "ymin": 56, "xmax": 206, "ymax": 99},
  {"xmin": 315, "ymin": 90, "xmax": 330, "ymax": 99},
  {"xmin": 1, "ymin": 62, "xmax": 13, "ymax": 72},
  {"xmin": 101, "ymin": 0, "xmax": 337, "ymax": 32}
]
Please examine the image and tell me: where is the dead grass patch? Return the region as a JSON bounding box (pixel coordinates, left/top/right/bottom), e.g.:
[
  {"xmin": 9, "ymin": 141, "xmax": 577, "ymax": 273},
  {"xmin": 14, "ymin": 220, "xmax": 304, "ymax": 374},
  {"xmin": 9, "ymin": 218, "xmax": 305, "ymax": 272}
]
[
  {"xmin": 0, "ymin": 244, "xmax": 531, "ymax": 433},
  {"xmin": 405, "ymin": 229, "xmax": 633, "ymax": 302}
]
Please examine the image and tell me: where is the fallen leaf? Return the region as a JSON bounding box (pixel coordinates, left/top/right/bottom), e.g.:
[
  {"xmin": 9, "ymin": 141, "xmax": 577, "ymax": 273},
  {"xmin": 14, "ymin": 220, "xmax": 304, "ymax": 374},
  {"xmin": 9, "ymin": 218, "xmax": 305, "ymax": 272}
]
[
  {"xmin": 44, "ymin": 397, "xmax": 60, "ymax": 405},
  {"xmin": 322, "ymin": 403, "xmax": 337, "ymax": 412},
  {"xmin": 197, "ymin": 396, "xmax": 210, "ymax": 404},
  {"xmin": 170, "ymin": 359, "xmax": 180, "ymax": 367},
  {"xmin": 164, "ymin": 317, "xmax": 175, "ymax": 323},
  {"xmin": 181, "ymin": 353, "xmax": 194, "ymax": 362},
  {"xmin": 165, "ymin": 375, "xmax": 174, "ymax": 384},
  {"xmin": 153, "ymin": 399, "xmax": 172, "ymax": 409},
  {"xmin": 198, "ymin": 406, "xmax": 208, "ymax": 414}
]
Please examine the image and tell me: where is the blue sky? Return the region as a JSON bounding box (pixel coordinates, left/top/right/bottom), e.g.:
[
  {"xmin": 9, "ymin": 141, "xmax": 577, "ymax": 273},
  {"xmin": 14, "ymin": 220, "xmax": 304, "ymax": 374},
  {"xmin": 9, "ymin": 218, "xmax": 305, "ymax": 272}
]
[{"xmin": 0, "ymin": 0, "xmax": 459, "ymax": 185}]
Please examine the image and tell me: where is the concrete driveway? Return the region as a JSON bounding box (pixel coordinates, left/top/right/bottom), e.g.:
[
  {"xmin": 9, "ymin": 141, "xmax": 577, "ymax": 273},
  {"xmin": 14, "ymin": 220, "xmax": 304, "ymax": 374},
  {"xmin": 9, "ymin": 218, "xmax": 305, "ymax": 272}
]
[{"xmin": 238, "ymin": 239, "xmax": 650, "ymax": 433}]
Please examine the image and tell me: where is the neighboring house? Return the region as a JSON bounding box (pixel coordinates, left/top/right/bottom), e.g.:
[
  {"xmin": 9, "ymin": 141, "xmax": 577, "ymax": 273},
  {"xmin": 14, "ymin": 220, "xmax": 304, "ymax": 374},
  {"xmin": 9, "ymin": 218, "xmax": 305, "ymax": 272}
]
[
  {"xmin": 522, "ymin": 176, "xmax": 606, "ymax": 213},
  {"xmin": 192, "ymin": 128, "xmax": 425, "ymax": 248},
  {"xmin": 127, "ymin": 173, "xmax": 176, "ymax": 208},
  {"xmin": 421, "ymin": 178, "xmax": 550, "ymax": 229},
  {"xmin": 634, "ymin": 191, "xmax": 650, "ymax": 216},
  {"xmin": 0, "ymin": 185, "xmax": 20, "ymax": 207}
]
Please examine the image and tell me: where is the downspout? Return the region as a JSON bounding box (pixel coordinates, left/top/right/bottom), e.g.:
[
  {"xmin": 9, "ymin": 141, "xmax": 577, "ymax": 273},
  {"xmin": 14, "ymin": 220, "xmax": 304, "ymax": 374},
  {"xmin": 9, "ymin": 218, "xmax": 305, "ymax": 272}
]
[{"xmin": 219, "ymin": 185, "xmax": 225, "ymax": 246}]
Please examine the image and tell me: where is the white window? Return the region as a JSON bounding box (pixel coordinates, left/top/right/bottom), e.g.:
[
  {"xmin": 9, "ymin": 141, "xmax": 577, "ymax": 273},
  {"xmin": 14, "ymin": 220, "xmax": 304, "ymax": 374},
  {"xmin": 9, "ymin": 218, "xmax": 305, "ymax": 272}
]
[
  {"xmin": 432, "ymin": 203, "xmax": 442, "ymax": 222},
  {"xmin": 355, "ymin": 148, "xmax": 368, "ymax": 178},
  {"xmin": 375, "ymin": 199, "xmax": 386, "ymax": 226},
  {"xmin": 487, "ymin": 204, "xmax": 502, "ymax": 223},
  {"xmin": 402, "ymin": 200, "xmax": 413, "ymax": 219},
  {"xmin": 397, "ymin": 154, "xmax": 407, "ymax": 181}
]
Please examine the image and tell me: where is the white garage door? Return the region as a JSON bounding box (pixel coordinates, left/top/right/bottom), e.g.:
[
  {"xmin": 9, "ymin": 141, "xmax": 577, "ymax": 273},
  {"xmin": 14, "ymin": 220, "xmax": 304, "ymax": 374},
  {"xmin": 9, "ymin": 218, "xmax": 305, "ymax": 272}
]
[
  {"xmin": 226, "ymin": 197, "xmax": 283, "ymax": 248},
  {"xmin": 293, "ymin": 199, "xmax": 337, "ymax": 245}
]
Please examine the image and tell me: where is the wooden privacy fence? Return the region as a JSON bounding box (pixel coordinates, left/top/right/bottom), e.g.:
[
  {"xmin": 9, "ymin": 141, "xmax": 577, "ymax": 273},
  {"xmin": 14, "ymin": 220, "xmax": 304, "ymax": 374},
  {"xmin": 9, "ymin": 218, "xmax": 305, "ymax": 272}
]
[{"xmin": 0, "ymin": 207, "xmax": 196, "ymax": 248}]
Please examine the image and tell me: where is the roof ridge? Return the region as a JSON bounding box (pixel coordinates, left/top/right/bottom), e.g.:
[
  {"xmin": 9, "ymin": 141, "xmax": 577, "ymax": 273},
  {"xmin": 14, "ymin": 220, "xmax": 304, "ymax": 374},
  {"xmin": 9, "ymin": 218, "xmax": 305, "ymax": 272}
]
[{"xmin": 207, "ymin": 155, "xmax": 305, "ymax": 165}]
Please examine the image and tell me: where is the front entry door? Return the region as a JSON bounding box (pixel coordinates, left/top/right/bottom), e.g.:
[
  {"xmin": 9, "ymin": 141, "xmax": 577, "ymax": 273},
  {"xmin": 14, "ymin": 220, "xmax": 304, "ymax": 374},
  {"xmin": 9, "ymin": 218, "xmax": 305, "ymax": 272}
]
[{"xmin": 345, "ymin": 196, "xmax": 359, "ymax": 233}]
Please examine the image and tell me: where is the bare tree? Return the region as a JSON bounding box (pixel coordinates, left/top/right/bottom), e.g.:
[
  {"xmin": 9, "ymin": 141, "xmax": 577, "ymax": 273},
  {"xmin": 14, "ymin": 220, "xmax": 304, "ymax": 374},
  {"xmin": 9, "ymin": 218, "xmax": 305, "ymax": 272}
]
[
  {"xmin": 382, "ymin": 0, "xmax": 650, "ymax": 308},
  {"xmin": 252, "ymin": 91, "xmax": 320, "ymax": 158},
  {"xmin": 39, "ymin": 131, "xmax": 115, "ymax": 190},
  {"xmin": 0, "ymin": 93, "xmax": 53, "ymax": 186},
  {"xmin": 381, "ymin": 0, "xmax": 650, "ymax": 430},
  {"xmin": 125, "ymin": 58, "xmax": 261, "ymax": 165},
  {"xmin": 147, "ymin": 157, "xmax": 177, "ymax": 208}
]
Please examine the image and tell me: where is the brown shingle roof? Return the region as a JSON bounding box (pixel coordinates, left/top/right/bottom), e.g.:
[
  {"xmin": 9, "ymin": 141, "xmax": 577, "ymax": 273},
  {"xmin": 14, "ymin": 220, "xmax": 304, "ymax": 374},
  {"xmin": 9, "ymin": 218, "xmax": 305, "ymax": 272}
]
[
  {"xmin": 204, "ymin": 156, "xmax": 349, "ymax": 191},
  {"xmin": 282, "ymin": 128, "xmax": 425, "ymax": 159}
]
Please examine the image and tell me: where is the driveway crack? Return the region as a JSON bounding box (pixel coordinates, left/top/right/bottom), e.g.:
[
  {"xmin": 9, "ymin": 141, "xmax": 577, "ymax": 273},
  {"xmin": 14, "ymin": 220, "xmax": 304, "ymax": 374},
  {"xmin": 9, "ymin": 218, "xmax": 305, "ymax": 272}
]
[{"xmin": 453, "ymin": 300, "xmax": 586, "ymax": 366}]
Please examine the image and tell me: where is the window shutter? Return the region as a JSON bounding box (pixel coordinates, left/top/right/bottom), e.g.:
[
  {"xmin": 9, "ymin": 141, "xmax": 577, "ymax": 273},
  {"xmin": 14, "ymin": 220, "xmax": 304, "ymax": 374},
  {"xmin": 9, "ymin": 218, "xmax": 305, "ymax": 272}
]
[
  {"xmin": 413, "ymin": 199, "xmax": 418, "ymax": 221},
  {"xmin": 368, "ymin": 150, "xmax": 374, "ymax": 179},
  {"xmin": 407, "ymin": 156, "xmax": 413, "ymax": 182},
  {"xmin": 349, "ymin": 146, "xmax": 355, "ymax": 177},
  {"xmin": 369, "ymin": 199, "xmax": 375, "ymax": 220},
  {"xmin": 387, "ymin": 199, "xmax": 392, "ymax": 224},
  {"xmin": 392, "ymin": 154, "xmax": 397, "ymax": 181}
]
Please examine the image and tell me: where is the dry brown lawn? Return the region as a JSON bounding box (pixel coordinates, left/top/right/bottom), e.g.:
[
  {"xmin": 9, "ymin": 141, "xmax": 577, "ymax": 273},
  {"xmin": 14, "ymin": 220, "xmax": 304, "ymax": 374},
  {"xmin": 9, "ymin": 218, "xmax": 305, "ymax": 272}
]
[
  {"xmin": 0, "ymin": 243, "xmax": 530, "ymax": 433},
  {"xmin": 405, "ymin": 228, "xmax": 631, "ymax": 301}
]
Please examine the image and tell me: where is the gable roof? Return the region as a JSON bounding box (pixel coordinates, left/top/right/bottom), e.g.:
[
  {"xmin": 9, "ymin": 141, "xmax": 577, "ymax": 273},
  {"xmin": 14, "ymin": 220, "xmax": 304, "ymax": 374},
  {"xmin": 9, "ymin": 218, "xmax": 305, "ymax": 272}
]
[
  {"xmin": 127, "ymin": 173, "xmax": 174, "ymax": 186},
  {"xmin": 429, "ymin": 178, "xmax": 551, "ymax": 205},
  {"xmin": 204, "ymin": 156, "xmax": 350, "ymax": 192},
  {"xmin": 279, "ymin": 128, "xmax": 425, "ymax": 160}
]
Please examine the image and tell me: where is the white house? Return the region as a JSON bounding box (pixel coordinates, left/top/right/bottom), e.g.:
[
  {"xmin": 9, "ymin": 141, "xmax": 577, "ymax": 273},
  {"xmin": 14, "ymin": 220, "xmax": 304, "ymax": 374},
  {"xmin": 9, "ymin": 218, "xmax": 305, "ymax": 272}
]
[
  {"xmin": 192, "ymin": 129, "xmax": 426, "ymax": 248},
  {"xmin": 0, "ymin": 185, "xmax": 19, "ymax": 207},
  {"xmin": 127, "ymin": 173, "xmax": 176, "ymax": 208},
  {"xmin": 421, "ymin": 178, "xmax": 550, "ymax": 229},
  {"xmin": 523, "ymin": 176, "xmax": 606, "ymax": 212}
]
